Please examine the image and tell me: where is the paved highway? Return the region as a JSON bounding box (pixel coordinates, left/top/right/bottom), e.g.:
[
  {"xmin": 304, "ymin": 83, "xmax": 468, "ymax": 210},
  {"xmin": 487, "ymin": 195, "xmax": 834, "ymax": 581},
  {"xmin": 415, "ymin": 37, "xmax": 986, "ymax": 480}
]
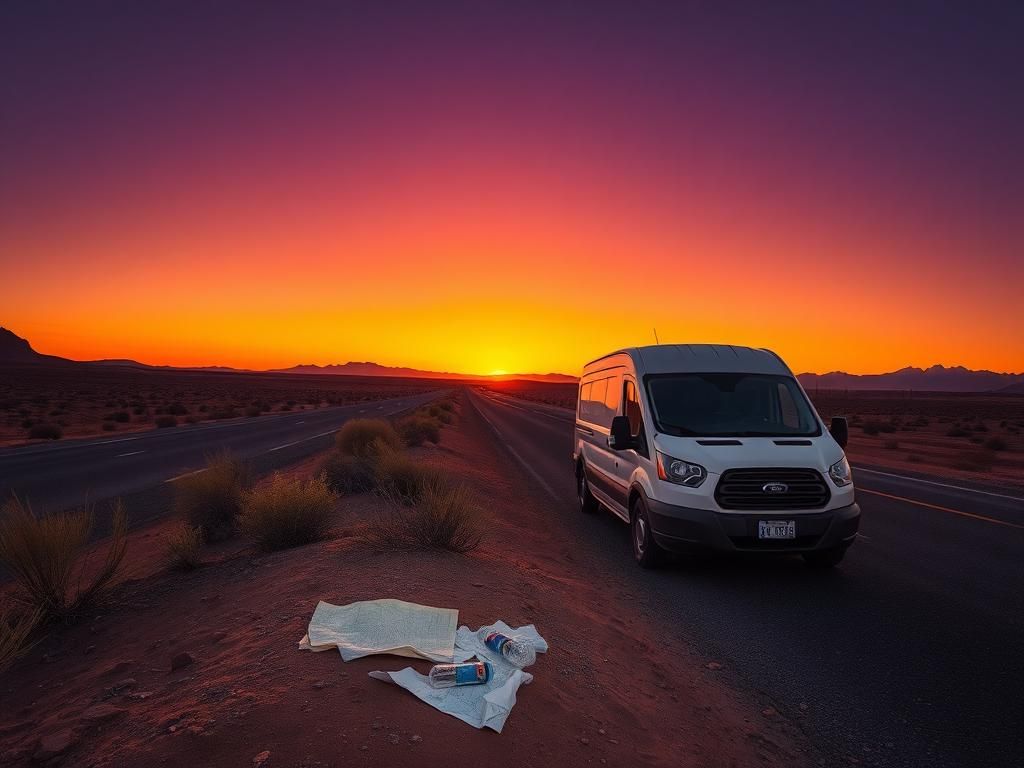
[
  {"xmin": 0, "ymin": 390, "xmax": 441, "ymax": 514},
  {"xmin": 467, "ymin": 388, "xmax": 1024, "ymax": 768}
]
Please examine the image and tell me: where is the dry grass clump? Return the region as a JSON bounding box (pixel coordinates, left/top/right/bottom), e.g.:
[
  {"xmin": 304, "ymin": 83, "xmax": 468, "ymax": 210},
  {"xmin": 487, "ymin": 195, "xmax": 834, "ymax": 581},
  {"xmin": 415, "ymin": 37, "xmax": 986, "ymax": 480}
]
[
  {"xmin": 28, "ymin": 422, "xmax": 62, "ymax": 440},
  {"xmin": 365, "ymin": 478, "xmax": 484, "ymax": 553},
  {"xmin": 320, "ymin": 452, "xmax": 378, "ymax": 493},
  {"xmin": 396, "ymin": 414, "xmax": 441, "ymax": 447},
  {"xmin": 984, "ymin": 436, "xmax": 1008, "ymax": 451},
  {"xmin": 0, "ymin": 607, "xmax": 42, "ymax": 674},
  {"xmin": 164, "ymin": 523, "xmax": 203, "ymax": 571},
  {"xmin": 374, "ymin": 451, "xmax": 450, "ymax": 503},
  {"xmin": 335, "ymin": 419, "xmax": 402, "ymax": 457},
  {"xmin": 174, "ymin": 451, "xmax": 251, "ymax": 542},
  {"xmin": 0, "ymin": 497, "xmax": 127, "ymax": 619},
  {"xmin": 240, "ymin": 473, "xmax": 337, "ymax": 552}
]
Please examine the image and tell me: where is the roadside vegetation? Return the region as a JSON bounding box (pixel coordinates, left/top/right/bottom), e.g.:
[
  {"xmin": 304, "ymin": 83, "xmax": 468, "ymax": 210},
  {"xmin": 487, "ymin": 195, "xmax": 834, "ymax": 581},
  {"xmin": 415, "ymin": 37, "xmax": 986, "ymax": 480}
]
[
  {"xmin": 240, "ymin": 473, "xmax": 337, "ymax": 552},
  {"xmin": 0, "ymin": 607, "xmax": 42, "ymax": 674},
  {"xmin": 173, "ymin": 451, "xmax": 252, "ymax": 542},
  {"xmin": 163, "ymin": 522, "xmax": 203, "ymax": 571},
  {"xmin": 0, "ymin": 496, "xmax": 128, "ymax": 620}
]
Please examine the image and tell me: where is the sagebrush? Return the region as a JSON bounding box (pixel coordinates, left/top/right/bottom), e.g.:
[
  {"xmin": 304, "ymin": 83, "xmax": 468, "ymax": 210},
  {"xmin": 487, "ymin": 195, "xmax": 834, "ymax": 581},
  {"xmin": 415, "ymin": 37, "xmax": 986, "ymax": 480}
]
[
  {"xmin": 240, "ymin": 473, "xmax": 337, "ymax": 552},
  {"xmin": 0, "ymin": 496, "xmax": 127, "ymax": 619}
]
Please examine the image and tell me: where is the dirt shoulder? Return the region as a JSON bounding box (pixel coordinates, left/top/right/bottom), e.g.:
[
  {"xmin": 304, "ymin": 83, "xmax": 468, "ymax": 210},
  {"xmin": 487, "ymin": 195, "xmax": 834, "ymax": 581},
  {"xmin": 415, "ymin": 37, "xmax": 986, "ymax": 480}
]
[{"xmin": 0, "ymin": 394, "xmax": 812, "ymax": 767}]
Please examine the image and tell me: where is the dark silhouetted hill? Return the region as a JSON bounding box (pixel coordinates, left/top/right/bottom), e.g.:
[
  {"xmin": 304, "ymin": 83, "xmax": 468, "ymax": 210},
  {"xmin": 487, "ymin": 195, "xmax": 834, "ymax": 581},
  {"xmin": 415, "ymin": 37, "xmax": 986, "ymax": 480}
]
[{"xmin": 798, "ymin": 365, "xmax": 1024, "ymax": 392}]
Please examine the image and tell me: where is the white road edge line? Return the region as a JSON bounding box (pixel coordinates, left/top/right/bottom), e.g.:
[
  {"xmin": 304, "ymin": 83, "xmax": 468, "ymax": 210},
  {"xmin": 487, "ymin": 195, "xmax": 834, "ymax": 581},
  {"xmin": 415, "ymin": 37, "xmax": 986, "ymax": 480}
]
[
  {"xmin": 853, "ymin": 466, "xmax": 1024, "ymax": 502},
  {"xmin": 164, "ymin": 468, "xmax": 208, "ymax": 483},
  {"xmin": 469, "ymin": 393, "xmax": 560, "ymax": 501},
  {"xmin": 116, "ymin": 450, "xmax": 145, "ymax": 458}
]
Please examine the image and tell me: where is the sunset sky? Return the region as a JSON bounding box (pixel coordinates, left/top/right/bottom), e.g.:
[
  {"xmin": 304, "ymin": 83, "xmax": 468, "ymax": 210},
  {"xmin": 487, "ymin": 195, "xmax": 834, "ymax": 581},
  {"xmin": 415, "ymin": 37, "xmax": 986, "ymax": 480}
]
[{"xmin": 1, "ymin": 2, "xmax": 1021, "ymax": 376}]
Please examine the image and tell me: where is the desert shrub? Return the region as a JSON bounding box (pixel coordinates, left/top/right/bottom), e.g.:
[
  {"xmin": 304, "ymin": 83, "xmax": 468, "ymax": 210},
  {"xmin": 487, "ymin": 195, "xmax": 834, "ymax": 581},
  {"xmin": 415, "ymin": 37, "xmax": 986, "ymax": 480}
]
[
  {"xmin": 396, "ymin": 415, "xmax": 441, "ymax": 447},
  {"xmin": 133, "ymin": 405, "xmax": 147, "ymax": 415},
  {"xmin": 862, "ymin": 421, "xmax": 881, "ymax": 436},
  {"xmin": 28, "ymin": 423, "xmax": 62, "ymax": 440},
  {"xmin": 245, "ymin": 406, "xmax": 262, "ymax": 417},
  {"xmin": 320, "ymin": 452, "xmax": 378, "ymax": 494},
  {"xmin": 279, "ymin": 404, "xmax": 292, "ymax": 411},
  {"xmin": 0, "ymin": 607, "xmax": 42, "ymax": 674},
  {"xmin": 198, "ymin": 404, "xmax": 209, "ymax": 412},
  {"xmin": 166, "ymin": 402, "xmax": 189, "ymax": 416},
  {"xmin": 969, "ymin": 436, "xmax": 983, "ymax": 444},
  {"xmin": 335, "ymin": 419, "xmax": 401, "ymax": 457},
  {"xmin": 164, "ymin": 523, "xmax": 202, "ymax": 571},
  {"xmin": 906, "ymin": 454, "xmax": 923, "ymax": 463},
  {"xmin": 184, "ymin": 414, "xmax": 202, "ymax": 424},
  {"xmin": 240, "ymin": 473, "xmax": 337, "ymax": 552},
  {"xmin": 946, "ymin": 426, "xmax": 970, "ymax": 438},
  {"xmin": 952, "ymin": 449, "xmax": 995, "ymax": 473},
  {"xmin": 102, "ymin": 421, "xmax": 116, "ymax": 431},
  {"xmin": 984, "ymin": 437, "xmax": 1008, "ymax": 451},
  {"xmin": 0, "ymin": 497, "xmax": 127, "ymax": 619},
  {"xmin": 973, "ymin": 423, "xmax": 988, "ymax": 432},
  {"xmin": 428, "ymin": 405, "xmax": 441, "ymax": 417},
  {"xmin": 437, "ymin": 410, "xmax": 454, "ymax": 425},
  {"xmin": 174, "ymin": 452, "xmax": 251, "ymax": 542},
  {"xmin": 883, "ymin": 439, "xmax": 899, "ymax": 450},
  {"xmin": 20, "ymin": 418, "xmax": 34, "ymax": 429},
  {"xmin": 437, "ymin": 399, "xmax": 455, "ymax": 412},
  {"xmin": 105, "ymin": 411, "xmax": 130, "ymax": 423},
  {"xmin": 155, "ymin": 415, "xmax": 178, "ymax": 428},
  {"xmin": 365, "ymin": 479, "xmax": 483, "ymax": 553},
  {"xmin": 375, "ymin": 452, "xmax": 450, "ymax": 503},
  {"xmin": 209, "ymin": 408, "xmax": 238, "ymax": 420}
]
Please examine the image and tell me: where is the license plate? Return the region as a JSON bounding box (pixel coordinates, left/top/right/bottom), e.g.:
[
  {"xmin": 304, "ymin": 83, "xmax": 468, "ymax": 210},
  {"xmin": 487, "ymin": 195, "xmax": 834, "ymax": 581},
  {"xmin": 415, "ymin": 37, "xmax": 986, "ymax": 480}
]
[{"xmin": 758, "ymin": 520, "xmax": 796, "ymax": 540}]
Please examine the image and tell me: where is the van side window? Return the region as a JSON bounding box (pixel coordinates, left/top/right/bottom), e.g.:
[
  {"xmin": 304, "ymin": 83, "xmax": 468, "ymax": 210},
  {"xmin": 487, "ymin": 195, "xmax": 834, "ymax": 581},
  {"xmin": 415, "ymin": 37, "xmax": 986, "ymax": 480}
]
[
  {"xmin": 624, "ymin": 381, "xmax": 642, "ymax": 437},
  {"xmin": 589, "ymin": 378, "xmax": 608, "ymax": 425},
  {"xmin": 603, "ymin": 376, "xmax": 621, "ymax": 421},
  {"xmin": 578, "ymin": 382, "xmax": 592, "ymax": 420}
]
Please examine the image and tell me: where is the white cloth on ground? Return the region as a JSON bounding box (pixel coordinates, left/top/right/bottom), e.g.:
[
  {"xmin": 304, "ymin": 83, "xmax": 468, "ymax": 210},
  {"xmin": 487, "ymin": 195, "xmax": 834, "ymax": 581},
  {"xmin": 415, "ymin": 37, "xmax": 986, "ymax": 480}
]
[{"xmin": 369, "ymin": 621, "xmax": 548, "ymax": 732}]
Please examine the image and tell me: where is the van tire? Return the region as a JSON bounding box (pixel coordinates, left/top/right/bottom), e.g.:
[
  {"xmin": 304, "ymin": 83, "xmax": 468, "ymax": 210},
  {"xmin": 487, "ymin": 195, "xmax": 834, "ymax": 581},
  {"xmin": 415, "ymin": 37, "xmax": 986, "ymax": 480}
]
[
  {"xmin": 802, "ymin": 546, "xmax": 847, "ymax": 568},
  {"xmin": 577, "ymin": 463, "xmax": 599, "ymax": 514},
  {"xmin": 631, "ymin": 496, "xmax": 665, "ymax": 568}
]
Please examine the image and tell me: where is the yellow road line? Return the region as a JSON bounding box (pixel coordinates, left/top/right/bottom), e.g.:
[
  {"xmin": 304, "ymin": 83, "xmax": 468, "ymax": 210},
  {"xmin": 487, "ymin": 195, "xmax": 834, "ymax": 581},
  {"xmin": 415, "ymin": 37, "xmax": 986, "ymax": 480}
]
[{"xmin": 859, "ymin": 488, "xmax": 1024, "ymax": 530}]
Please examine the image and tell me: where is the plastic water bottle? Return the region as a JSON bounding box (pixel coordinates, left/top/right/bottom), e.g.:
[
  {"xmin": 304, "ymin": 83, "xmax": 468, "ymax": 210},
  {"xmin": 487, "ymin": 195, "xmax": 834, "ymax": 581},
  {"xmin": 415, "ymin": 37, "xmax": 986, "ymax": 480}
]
[
  {"xmin": 427, "ymin": 660, "xmax": 491, "ymax": 688},
  {"xmin": 478, "ymin": 629, "xmax": 537, "ymax": 668}
]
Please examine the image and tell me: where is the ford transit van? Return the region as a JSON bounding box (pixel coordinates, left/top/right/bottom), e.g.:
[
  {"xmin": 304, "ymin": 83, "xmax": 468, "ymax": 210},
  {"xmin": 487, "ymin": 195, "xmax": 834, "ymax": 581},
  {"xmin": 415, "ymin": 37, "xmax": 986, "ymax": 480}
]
[{"xmin": 573, "ymin": 344, "xmax": 860, "ymax": 568}]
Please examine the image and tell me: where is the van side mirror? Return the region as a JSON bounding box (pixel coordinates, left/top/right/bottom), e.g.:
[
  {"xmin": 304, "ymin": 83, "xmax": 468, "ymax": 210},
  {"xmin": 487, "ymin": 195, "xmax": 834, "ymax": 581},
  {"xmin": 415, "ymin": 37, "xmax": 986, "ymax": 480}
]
[
  {"xmin": 609, "ymin": 416, "xmax": 635, "ymax": 451},
  {"xmin": 830, "ymin": 416, "xmax": 849, "ymax": 448}
]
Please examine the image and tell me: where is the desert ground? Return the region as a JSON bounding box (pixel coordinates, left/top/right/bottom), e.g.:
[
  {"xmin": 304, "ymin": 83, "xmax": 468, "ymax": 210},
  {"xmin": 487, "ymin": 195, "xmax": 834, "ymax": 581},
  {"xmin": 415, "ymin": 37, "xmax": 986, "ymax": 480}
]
[
  {"xmin": 480, "ymin": 381, "xmax": 1024, "ymax": 491},
  {"xmin": 0, "ymin": 365, "xmax": 441, "ymax": 446},
  {"xmin": 0, "ymin": 394, "xmax": 809, "ymax": 767}
]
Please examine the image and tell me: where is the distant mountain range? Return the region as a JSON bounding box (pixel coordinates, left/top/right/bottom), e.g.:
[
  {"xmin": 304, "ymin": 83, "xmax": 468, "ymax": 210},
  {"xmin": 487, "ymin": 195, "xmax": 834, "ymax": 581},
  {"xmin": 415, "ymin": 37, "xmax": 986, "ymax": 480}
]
[
  {"xmin": 797, "ymin": 366, "xmax": 1024, "ymax": 393},
  {"xmin": 0, "ymin": 327, "xmax": 574, "ymax": 383},
  {"xmin": 2, "ymin": 327, "xmax": 1020, "ymax": 390}
]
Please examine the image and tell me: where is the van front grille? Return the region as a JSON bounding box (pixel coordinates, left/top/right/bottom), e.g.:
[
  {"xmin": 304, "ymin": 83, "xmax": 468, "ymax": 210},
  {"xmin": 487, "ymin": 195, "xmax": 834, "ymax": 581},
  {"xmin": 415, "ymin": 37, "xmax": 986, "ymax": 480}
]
[{"xmin": 715, "ymin": 468, "xmax": 830, "ymax": 510}]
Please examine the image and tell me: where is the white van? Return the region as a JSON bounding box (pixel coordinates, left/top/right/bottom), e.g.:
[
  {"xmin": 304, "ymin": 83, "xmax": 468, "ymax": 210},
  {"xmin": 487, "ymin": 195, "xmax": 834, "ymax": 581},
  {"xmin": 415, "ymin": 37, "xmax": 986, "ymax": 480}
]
[{"xmin": 573, "ymin": 344, "xmax": 860, "ymax": 568}]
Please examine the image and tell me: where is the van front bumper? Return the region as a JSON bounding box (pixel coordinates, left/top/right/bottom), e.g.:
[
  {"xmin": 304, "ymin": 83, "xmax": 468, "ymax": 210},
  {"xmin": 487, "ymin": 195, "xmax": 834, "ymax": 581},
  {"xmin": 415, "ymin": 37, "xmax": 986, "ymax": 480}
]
[{"xmin": 646, "ymin": 498, "xmax": 861, "ymax": 554}]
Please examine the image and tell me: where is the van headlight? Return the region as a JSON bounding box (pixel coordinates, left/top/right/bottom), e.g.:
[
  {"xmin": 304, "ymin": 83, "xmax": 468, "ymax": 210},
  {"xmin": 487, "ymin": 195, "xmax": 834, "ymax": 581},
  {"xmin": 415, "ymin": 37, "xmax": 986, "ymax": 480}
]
[
  {"xmin": 656, "ymin": 452, "xmax": 707, "ymax": 487},
  {"xmin": 829, "ymin": 456, "xmax": 852, "ymax": 487}
]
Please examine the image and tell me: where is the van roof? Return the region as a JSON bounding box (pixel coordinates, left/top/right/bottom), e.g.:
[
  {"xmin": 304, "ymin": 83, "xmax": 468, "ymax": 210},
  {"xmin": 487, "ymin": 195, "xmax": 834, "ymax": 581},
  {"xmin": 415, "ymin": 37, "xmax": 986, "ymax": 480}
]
[{"xmin": 584, "ymin": 344, "xmax": 791, "ymax": 376}]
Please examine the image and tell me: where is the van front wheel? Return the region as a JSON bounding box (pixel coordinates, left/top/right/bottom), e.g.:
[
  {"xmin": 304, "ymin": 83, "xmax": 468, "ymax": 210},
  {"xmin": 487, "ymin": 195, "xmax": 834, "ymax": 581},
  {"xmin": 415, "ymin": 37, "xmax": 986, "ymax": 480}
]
[
  {"xmin": 631, "ymin": 496, "xmax": 665, "ymax": 568},
  {"xmin": 577, "ymin": 464, "xmax": 599, "ymax": 514}
]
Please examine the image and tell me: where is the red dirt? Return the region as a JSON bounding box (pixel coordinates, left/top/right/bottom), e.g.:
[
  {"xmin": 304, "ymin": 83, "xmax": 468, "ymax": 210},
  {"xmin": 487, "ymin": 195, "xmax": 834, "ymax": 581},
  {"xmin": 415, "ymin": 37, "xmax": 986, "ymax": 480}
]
[{"xmin": 0, "ymin": 396, "xmax": 812, "ymax": 767}]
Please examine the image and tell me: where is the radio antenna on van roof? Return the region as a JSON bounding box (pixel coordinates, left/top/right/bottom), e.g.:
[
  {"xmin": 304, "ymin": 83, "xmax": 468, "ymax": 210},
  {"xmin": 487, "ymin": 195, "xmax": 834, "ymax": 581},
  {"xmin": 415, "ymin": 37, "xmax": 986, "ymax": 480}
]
[{"xmin": 653, "ymin": 327, "xmax": 660, "ymax": 344}]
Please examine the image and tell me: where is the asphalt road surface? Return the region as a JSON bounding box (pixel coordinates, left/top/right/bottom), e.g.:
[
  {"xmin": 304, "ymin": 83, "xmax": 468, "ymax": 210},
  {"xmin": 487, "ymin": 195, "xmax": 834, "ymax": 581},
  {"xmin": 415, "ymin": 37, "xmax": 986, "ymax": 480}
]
[
  {"xmin": 0, "ymin": 390, "xmax": 442, "ymax": 514},
  {"xmin": 467, "ymin": 388, "xmax": 1024, "ymax": 768}
]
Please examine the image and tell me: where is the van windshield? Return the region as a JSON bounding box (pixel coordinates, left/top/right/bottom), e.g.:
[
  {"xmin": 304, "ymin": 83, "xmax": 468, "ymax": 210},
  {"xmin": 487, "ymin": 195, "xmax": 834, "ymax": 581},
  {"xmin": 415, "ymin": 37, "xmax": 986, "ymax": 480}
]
[{"xmin": 645, "ymin": 373, "xmax": 821, "ymax": 437}]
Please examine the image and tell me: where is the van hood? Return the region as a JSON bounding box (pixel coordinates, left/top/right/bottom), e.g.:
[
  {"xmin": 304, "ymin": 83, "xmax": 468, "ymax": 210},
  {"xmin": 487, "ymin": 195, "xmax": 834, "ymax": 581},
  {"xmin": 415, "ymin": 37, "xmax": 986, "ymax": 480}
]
[{"xmin": 652, "ymin": 433, "xmax": 844, "ymax": 475}]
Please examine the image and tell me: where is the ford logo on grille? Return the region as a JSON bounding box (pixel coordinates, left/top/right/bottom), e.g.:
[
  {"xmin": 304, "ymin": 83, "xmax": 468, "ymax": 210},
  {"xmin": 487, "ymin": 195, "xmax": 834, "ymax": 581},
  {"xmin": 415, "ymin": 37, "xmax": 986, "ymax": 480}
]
[{"xmin": 762, "ymin": 482, "xmax": 789, "ymax": 494}]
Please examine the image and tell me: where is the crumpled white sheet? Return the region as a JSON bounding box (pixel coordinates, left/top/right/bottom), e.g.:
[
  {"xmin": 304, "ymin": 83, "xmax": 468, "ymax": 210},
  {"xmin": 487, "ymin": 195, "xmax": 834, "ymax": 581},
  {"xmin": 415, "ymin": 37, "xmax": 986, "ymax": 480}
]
[
  {"xmin": 297, "ymin": 599, "xmax": 467, "ymax": 662},
  {"xmin": 369, "ymin": 621, "xmax": 548, "ymax": 732}
]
